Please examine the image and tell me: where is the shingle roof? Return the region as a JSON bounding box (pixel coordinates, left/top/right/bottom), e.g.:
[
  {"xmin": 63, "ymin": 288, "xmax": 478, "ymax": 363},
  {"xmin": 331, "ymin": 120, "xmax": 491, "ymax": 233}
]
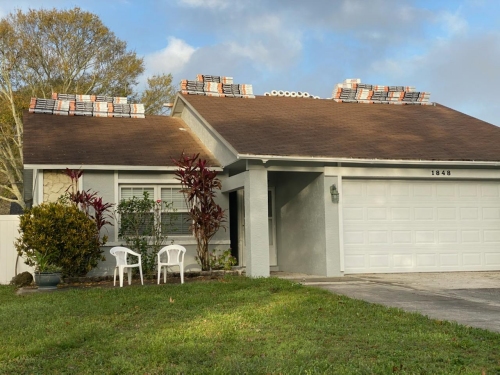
[
  {"xmin": 181, "ymin": 94, "xmax": 500, "ymax": 162},
  {"xmin": 24, "ymin": 112, "xmax": 219, "ymax": 167}
]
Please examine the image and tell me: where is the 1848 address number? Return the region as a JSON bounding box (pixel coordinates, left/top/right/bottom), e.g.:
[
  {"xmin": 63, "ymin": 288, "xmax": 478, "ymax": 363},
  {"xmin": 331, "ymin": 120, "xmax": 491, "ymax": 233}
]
[{"xmin": 431, "ymin": 170, "xmax": 451, "ymax": 176}]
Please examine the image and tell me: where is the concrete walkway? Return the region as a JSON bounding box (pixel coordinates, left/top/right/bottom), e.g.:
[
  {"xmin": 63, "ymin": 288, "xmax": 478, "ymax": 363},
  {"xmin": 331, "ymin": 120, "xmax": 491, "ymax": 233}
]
[{"xmin": 273, "ymin": 271, "xmax": 500, "ymax": 333}]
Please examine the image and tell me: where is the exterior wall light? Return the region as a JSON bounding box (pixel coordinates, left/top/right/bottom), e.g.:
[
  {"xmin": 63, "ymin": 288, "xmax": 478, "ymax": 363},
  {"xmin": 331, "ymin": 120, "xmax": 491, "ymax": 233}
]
[{"xmin": 330, "ymin": 184, "xmax": 340, "ymax": 203}]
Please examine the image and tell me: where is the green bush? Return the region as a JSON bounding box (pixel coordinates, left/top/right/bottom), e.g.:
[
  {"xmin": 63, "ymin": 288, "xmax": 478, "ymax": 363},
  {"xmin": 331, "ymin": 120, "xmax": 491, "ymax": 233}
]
[
  {"xmin": 116, "ymin": 192, "xmax": 174, "ymax": 275},
  {"xmin": 15, "ymin": 202, "xmax": 104, "ymax": 277}
]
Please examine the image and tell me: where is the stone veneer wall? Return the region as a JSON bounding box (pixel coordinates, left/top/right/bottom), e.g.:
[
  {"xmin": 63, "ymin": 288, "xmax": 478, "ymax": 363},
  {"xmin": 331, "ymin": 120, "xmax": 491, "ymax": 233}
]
[{"xmin": 43, "ymin": 170, "xmax": 72, "ymax": 202}]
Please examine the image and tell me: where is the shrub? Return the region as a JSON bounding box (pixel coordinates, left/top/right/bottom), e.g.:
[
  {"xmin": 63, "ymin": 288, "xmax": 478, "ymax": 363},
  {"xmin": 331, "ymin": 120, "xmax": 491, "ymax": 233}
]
[
  {"xmin": 116, "ymin": 192, "xmax": 175, "ymax": 274},
  {"xmin": 15, "ymin": 202, "xmax": 103, "ymax": 277},
  {"xmin": 207, "ymin": 249, "xmax": 237, "ymax": 271}
]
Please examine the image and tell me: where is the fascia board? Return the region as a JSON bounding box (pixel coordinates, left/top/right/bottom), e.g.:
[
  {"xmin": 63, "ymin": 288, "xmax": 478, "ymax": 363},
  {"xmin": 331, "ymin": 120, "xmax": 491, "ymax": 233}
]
[
  {"xmin": 238, "ymin": 154, "xmax": 500, "ymax": 167},
  {"xmin": 176, "ymin": 95, "xmax": 239, "ymax": 159},
  {"xmin": 25, "ymin": 164, "xmax": 223, "ymax": 172}
]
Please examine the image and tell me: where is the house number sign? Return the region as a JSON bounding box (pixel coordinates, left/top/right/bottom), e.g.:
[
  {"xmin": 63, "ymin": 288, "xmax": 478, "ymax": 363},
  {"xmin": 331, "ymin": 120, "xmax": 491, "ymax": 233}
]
[{"xmin": 431, "ymin": 170, "xmax": 451, "ymax": 176}]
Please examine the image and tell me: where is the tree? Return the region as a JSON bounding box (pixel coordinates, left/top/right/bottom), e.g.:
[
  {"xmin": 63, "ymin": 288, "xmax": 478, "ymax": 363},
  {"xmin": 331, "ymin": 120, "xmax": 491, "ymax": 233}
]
[
  {"xmin": 174, "ymin": 153, "xmax": 226, "ymax": 271},
  {"xmin": 138, "ymin": 73, "xmax": 178, "ymax": 115},
  {"xmin": 0, "ymin": 7, "xmax": 145, "ymax": 208}
]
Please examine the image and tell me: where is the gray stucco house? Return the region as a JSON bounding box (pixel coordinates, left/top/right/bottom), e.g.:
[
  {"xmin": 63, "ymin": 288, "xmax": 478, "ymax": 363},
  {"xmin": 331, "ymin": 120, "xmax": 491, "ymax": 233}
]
[{"xmin": 24, "ymin": 91, "xmax": 500, "ymax": 277}]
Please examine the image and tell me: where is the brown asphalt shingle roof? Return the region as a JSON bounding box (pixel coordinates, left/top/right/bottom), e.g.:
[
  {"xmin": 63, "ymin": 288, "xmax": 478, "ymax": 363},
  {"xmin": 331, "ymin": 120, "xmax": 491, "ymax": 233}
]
[
  {"xmin": 182, "ymin": 94, "xmax": 500, "ymax": 162},
  {"xmin": 24, "ymin": 112, "xmax": 219, "ymax": 167}
]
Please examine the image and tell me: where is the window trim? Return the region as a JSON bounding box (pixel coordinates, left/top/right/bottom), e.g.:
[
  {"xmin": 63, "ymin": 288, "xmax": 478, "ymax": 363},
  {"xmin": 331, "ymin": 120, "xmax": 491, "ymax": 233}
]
[{"xmin": 117, "ymin": 183, "xmax": 192, "ymax": 241}]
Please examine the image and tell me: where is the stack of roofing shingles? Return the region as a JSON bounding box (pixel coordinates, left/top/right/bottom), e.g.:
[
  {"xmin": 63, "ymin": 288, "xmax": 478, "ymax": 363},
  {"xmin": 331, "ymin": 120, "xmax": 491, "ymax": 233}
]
[
  {"xmin": 181, "ymin": 74, "xmax": 255, "ymax": 98},
  {"xmin": 331, "ymin": 79, "xmax": 432, "ymax": 105},
  {"xmin": 29, "ymin": 93, "xmax": 146, "ymax": 118}
]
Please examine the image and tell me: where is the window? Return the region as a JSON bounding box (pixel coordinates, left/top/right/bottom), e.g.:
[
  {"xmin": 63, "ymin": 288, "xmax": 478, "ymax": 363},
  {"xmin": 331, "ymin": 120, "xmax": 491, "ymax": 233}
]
[
  {"xmin": 160, "ymin": 187, "xmax": 191, "ymax": 235},
  {"xmin": 119, "ymin": 185, "xmax": 191, "ymax": 236}
]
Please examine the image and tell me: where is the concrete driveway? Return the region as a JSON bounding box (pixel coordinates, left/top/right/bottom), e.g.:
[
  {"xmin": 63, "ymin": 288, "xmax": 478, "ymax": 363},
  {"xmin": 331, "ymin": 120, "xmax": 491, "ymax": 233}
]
[{"xmin": 273, "ymin": 271, "xmax": 500, "ymax": 333}]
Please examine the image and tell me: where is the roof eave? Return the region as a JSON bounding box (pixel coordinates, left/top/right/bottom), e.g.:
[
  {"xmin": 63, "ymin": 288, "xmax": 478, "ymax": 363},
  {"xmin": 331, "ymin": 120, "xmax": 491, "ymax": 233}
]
[
  {"xmin": 25, "ymin": 164, "xmax": 223, "ymax": 171},
  {"xmin": 237, "ymin": 154, "xmax": 500, "ymax": 167}
]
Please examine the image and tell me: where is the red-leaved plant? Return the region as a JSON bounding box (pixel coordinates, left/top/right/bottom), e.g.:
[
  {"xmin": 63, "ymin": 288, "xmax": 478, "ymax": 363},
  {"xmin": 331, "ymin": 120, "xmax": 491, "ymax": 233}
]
[
  {"xmin": 64, "ymin": 168, "xmax": 113, "ymax": 240},
  {"xmin": 173, "ymin": 153, "xmax": 226, "ymax": 271}
]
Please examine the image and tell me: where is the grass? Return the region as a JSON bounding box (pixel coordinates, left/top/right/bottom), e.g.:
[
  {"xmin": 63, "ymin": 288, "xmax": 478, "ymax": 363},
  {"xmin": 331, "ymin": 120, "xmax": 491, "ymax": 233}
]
[{"xmin": 0, "ymin": 277, "xmax": 499, "ymax": 374}]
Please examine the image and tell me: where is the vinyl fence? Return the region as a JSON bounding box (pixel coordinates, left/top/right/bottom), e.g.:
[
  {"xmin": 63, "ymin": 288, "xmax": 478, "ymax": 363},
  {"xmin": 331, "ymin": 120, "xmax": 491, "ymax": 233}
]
[{"xmin": 0, "ymin": 216, "xmax": 33, "ymax": 284}]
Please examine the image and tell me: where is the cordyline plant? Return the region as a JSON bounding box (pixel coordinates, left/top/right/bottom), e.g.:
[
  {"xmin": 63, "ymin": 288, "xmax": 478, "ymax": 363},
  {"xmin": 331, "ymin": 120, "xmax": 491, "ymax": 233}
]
[
  {"xmin": 62, "ymin": 168, "xmax": 113, "ymax": 243},
  {"xmin": 174, "ymin": 153, "xmax": 226, "ymax": 271}
]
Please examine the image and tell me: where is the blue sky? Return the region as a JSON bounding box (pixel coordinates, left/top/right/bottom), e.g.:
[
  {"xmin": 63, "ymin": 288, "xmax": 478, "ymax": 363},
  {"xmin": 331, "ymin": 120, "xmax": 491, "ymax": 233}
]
[{"xmin": 2, "ymin": 0, "xmax": 500, "ymax": 125}]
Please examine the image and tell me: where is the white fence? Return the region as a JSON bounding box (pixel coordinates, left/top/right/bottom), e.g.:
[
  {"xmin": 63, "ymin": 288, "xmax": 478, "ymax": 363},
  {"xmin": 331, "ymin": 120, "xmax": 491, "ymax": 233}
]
[{"xmin": 0, "ymin": 216, "xmax": 33, "ymax": 284}]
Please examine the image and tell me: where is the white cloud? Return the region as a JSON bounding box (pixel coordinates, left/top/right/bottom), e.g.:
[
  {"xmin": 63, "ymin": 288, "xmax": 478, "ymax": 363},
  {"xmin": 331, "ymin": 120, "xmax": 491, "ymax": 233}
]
[
  {"xmin": 439, "ymin": 11, "xmax": 469, "ymax": 36},
  {"xmin": 232, "ymin": 14, "xmax": 303, "ymax": 70},
  {"xmin": 364, "ymin": 30, "xmax": 500, "ymax": 126},
  {"xmin": 144, "ymin": 37, "xmax": 197, "ymax": 75}
]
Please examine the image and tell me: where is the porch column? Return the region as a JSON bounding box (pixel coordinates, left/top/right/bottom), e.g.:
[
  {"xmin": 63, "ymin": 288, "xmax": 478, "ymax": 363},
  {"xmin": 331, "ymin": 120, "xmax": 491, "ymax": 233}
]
[{"xmin": 244, "ymin": 166, "xmax": 270, "ymax": 277}]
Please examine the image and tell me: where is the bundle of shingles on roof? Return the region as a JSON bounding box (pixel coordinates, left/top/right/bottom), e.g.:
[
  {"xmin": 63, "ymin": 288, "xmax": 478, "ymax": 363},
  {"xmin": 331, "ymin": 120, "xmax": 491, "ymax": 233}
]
[
  {"xmin": 29, "ymin": 93, "xmax": 146, "ymax": 118},
  {"xmin": 180, "ymin": 74, "xmax": 255, "ymax": 98},
  {"xmin": 331, "ymin": 78, "xmax": 432, "ymax": 105}
]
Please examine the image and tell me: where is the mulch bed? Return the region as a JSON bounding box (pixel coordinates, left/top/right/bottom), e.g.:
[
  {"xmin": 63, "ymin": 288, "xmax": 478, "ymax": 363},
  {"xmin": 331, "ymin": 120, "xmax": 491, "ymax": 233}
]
[{"xmin": 16, "ymin": 270, "xmax": 244, "ymax": 294}]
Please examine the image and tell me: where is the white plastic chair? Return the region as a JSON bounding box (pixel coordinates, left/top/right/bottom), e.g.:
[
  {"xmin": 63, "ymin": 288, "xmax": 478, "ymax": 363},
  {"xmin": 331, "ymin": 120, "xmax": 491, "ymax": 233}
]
[
  {"xmin": 110, "ymin": 247, "xmax": 144, "ymax": 287},
  {"xmin": 157, "ymin": 245, "xmax": 186, "ymax": 284}
]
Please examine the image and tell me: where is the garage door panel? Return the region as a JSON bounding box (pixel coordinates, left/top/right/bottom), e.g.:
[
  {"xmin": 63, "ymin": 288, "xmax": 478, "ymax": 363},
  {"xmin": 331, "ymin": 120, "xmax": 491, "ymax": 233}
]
[
  {"xmin": 484, "ymin": 230, "xmax": 500, "ymax": 243},
  {"xmin": 344, "ymin": 207, "xmax": 364, "ymax": 220},
  {"xmin": 393, "ymin": 254, "xmax": 413, "ymax": 267},
  {"xmin": 436, "ymin": 184, "xmax": 456, "ymax": 197},
  {"xmin": 390, "ymin": 183, "xmax": 410, "ymax": 196},
  {"xmin": 482, "ymin": 208, "xmax": 500, "ymax": 219},
  {"xmin": 481, "ymin": 185, "xmax": 499, "ymax": 197},
  {"xmin": 393, "ymin": 231, "xmax": 412, "ymax": 244},
  {"xmin": 485, "ymin": 253, "xmax": 500, "ymax": 265},
  {"xmin": 439, "ymin": 253, "xmax": 459, "ymax": 267},
  {"xmin": 438, "ymin": 230, "xmax": 458, "ymax": 243},
  {"xmin": 391, "ymin": 207, "xmax": 411, "ymax": 220},
  {"xmin": 343, "ymin": 180, "xmax": 500, "ymax": 273},
  {"xmin": 414, "ymin": 207, "xmax": 434, "ymax": 220},
  {"xmin": 462, "ymin": 230, "xmax": 480, "ymax": 243},
  {"xmin": 459, "ymin": 185, "xmax": 479, "ymax": 197},
  {"xmin": 413, "ymin": 184, "xmax": 432, "ymax": 196},
  {"xmin": 367, "ymin": 207, "xmax": 387, "ymax": 220},
  {"xmin": 460, "ymin": 207, "xmax": 478, "ymax": 220},
  {"xmin": 463, "ymin": 253, "xmax": 482, "ymax": 266},
  {"xmin": 437, "ymin": 207, "xmax": 457, "ymax": 220}
]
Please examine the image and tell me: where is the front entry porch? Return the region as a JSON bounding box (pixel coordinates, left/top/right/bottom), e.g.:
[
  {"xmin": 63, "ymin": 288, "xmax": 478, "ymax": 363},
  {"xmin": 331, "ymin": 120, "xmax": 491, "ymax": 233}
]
[{"xmin": 223, "ymin": 164, "xmax": 343, "ymax": 278}]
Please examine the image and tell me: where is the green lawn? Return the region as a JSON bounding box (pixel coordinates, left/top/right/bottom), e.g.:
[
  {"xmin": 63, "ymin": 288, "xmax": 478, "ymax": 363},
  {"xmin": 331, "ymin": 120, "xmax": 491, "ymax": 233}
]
[{"xmin": 1, "ymin": 277, "xmax": 499, "ymax": 374}]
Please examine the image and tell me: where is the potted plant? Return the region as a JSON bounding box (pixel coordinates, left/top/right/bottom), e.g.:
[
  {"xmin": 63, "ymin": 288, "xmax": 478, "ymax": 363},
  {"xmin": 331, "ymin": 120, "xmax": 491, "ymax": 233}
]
[{"xmin": 30, "ymin": 251, "xmax": 63, "ymax": 290}]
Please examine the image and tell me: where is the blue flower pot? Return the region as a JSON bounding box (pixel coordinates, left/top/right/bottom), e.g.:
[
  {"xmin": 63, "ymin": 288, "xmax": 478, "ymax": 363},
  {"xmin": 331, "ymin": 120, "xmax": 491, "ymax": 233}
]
[{"xmin": 34, "ymin": 272, "xmax": 61, "ymax": 290}]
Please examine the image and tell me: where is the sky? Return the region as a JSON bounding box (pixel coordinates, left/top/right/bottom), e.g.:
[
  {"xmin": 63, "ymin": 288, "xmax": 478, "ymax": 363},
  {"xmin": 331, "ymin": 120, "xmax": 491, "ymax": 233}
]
[{"xmin": 1, "ymin": 0, "xmax": 500, "ymax": 125}]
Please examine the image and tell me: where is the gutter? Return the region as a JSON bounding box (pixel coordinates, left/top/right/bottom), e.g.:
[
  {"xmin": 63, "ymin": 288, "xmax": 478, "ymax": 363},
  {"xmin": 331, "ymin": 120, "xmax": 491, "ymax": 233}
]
[
  {"xmin": 237, "ymin": 154, "xmax": 500, "ymax": 167},
  {"xmin": 25, "ymin": 164, "xmax": 224, "ymax": 172}
]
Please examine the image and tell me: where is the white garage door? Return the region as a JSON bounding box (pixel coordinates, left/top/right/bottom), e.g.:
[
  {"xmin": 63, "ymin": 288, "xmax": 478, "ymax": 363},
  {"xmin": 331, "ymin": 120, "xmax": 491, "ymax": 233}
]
[{"xmin": 343, "ymin": 180, "xmax": 500, "ymax": 273}]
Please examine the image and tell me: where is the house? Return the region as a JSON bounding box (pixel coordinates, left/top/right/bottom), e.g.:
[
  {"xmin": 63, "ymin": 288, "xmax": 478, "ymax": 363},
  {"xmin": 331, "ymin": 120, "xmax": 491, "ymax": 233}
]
[{"xmin": 24, "ymin": 79, "xmax": 500, "ymax": 277}]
